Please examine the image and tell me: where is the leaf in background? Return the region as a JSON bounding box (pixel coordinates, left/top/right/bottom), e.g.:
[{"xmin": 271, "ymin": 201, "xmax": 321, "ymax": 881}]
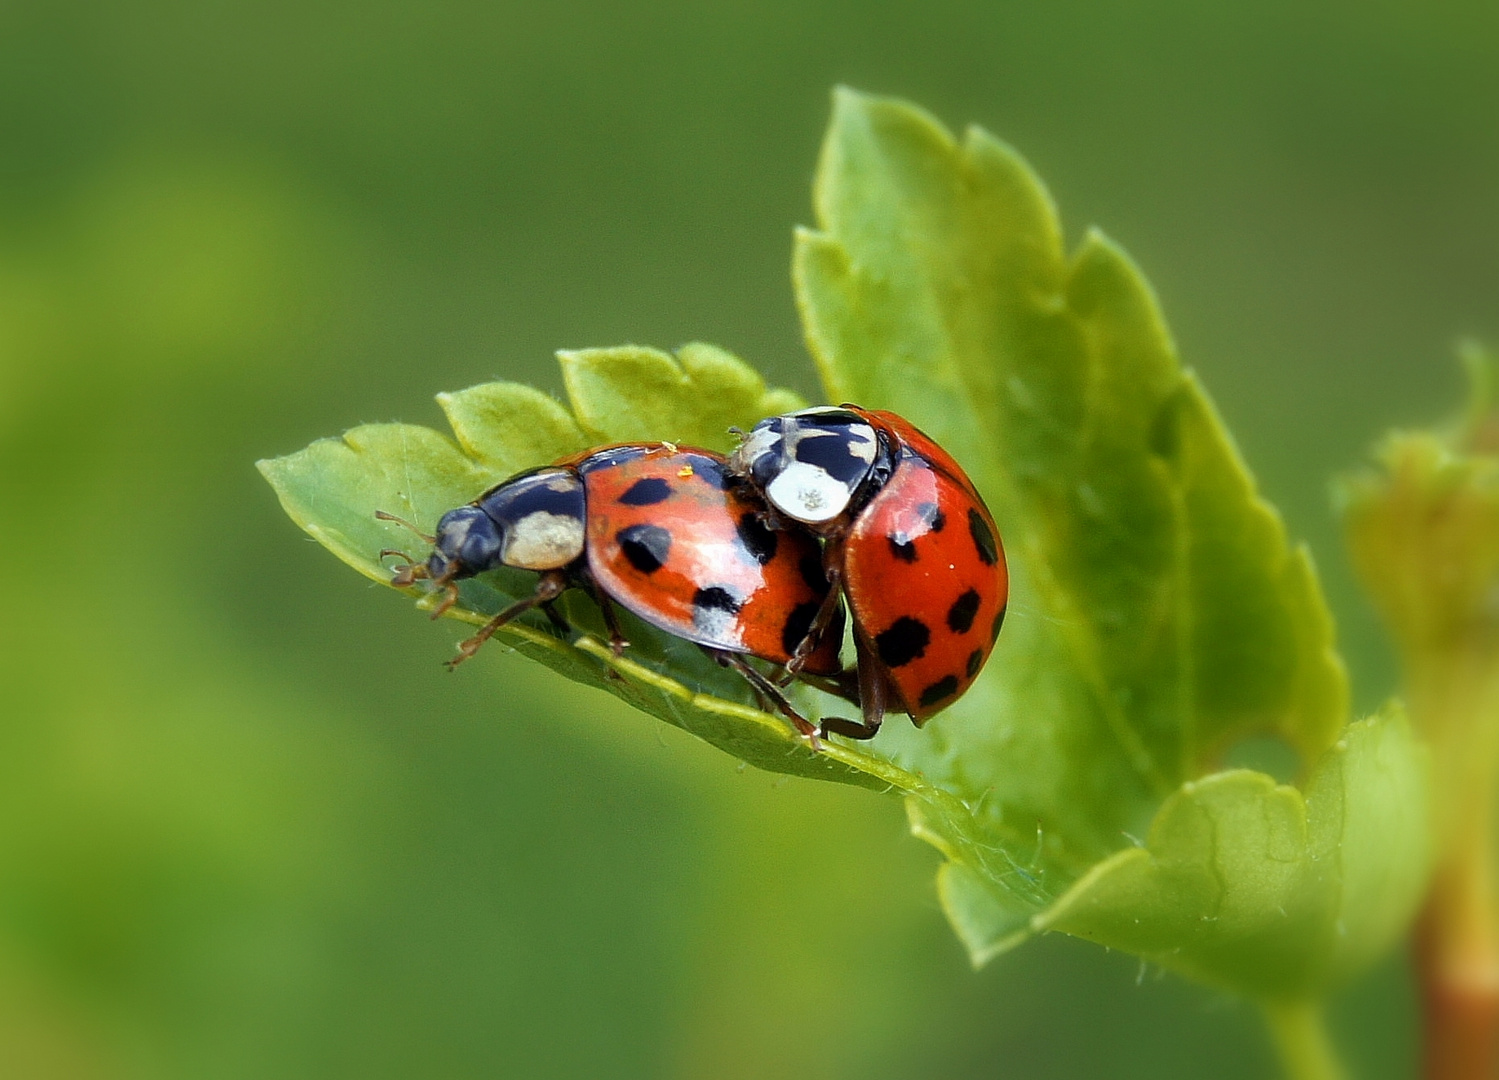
[
  {"xmin": 1339, "ymin": 347, "xmax": 1499, "ymax": 1069},
  {"xmin": 796, "ymin": 88, "xmax": 1423, "ymax": 996},
  {"xmin": 1339, "ymin": 347, "xmax": 1499, "ymax": 847}
]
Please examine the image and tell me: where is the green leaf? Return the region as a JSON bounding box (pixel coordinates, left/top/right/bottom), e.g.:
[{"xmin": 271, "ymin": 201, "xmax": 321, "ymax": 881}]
[
  {"xmin": 558, "ymin": 342, "xmax": 805, "ymax": 452},
  {"xmin": 1036, "ymin": 705, "xmax": 1429, "ymax": 997},
  {"xmin": 260, "ymin": 343, "xmax": 901, "ymax": 789},
  {"xmin": 794, "ymin": 88, "xmax": 1423, "ymax": 996}
]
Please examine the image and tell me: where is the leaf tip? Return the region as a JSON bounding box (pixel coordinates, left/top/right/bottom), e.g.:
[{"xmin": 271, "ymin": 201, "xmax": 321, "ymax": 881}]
[{"xmin": 829, "ymin": 83, "xmax": 867, "ymax": 111}]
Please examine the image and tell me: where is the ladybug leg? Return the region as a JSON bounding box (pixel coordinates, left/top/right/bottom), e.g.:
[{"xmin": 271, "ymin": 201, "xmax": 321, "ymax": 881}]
[
  {"xmin": 708, "ymin": 650, "xmax": 823, "ymax": 750},
  {"xmin": 572, "ymin": 572, "xmax": 630, "ymax": 656},
  {"xmin": 747, "ymin": 685, "xmax": 777, "ymax": 716},
  {"xmin": 539, "ymin": 600, "xmax": 572, "ymax": 637},
  {"xmin": 590, "ymin": 586, "xmax": 630, "ymax": 657},
  {"xmin": 782, "ymin": 537, "xmax": 847, "ymax": 681},
  {"xmin": 818, "ymin": 630, "xmax": 885, "ymax": 741},
  {"xmin": 794, "ymin": 668, "xmax": 861, "ymax": 707},
  {"xmin": 446, "ymin": 570, "xmax": 568, "ymax": 670}
]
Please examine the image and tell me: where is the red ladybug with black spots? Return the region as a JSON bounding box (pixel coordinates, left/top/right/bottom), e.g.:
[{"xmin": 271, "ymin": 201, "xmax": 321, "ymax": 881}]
[
  {"xmin": 730, "ymin": 405, "xmax": 1008, "ymax": 740},
  {"xmin": 379, "ymin": 442, "xmax": 848, "ymax": 740}
]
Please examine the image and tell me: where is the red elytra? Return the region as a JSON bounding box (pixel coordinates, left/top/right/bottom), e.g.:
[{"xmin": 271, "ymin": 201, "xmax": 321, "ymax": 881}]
[
  {"xmin": 842, "ymin": 409, "xmax": 1007, "ymax": 722},
  {"xmin": 566, "ymin": 444, "xmax": 843, "ymax": 676},
  {"xmin": 729, "ymin": 405, "xmax": 1009, "ymax": 740}
]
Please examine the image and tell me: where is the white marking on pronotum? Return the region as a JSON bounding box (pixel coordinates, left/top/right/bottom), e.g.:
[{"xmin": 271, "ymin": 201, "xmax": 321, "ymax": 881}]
[
  {"xmin": 736, "ymin": 422, "xmax": 781, "ymax": 466},
  {"xmin": 766, "ymin": 462, "xmax": 853, "ymax": 523},
  {"xmin": 503, "ymin": 511, "xmax": 586, "ymax": 569},
  {"xmin": 438, "ymin": 512, "xmax": 480, "ymax": 547}
]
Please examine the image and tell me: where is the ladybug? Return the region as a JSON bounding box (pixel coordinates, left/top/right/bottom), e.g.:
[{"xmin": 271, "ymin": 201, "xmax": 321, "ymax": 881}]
[
  {"xmin": 729, "ymin": 405, "xmax": 1008, "ymax": 740},
  {"xmin": 378, "ymin": 442, "xmax": 848, "ymax": 740}
]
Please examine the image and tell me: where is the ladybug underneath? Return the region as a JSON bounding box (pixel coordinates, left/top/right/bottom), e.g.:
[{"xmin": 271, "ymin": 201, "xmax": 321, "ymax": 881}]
[
  {"xmin": 730, "ymin": 405, "xmax": 1008, "ymax": 740},
  {"xmin": 378, "ymin": 443, "xmax": 849, "ymax": 741}
]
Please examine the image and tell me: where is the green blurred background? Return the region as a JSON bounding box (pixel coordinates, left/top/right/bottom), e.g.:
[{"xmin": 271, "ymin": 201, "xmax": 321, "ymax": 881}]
[{"xmin": 1, "ymin": 2, "xmax": 1493, "ymax": 1076}]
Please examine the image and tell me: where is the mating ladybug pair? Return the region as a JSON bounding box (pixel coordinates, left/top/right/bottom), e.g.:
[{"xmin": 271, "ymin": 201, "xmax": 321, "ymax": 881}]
[{"xmin": 381, "ymin": 406, "xmax": 1008, "ymax": 743}]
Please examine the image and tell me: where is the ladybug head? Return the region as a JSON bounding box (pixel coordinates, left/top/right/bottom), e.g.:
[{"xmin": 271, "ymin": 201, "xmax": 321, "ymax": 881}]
[
  {"xmin": 424, "ymin": 505, "xmax": 504, "ymax": 583},
  {"xmin": 379, "ymin": 504, "xmax": 503, "ymax": 618},
  {"xmin": 730, "ymin": 406, "xmax": 881, "ymax": 526},
  {"xmin": 380, "ymin": 468, "xmax": 587, "ymax": 617}
]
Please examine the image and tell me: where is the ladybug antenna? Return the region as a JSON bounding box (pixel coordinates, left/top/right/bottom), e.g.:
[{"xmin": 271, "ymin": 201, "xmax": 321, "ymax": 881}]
[
  {"xmin": 380, "ymin": 548, "xmax": 417, "ymax": 567},
  {"xmin": 381, "ymin": 548, "xmax": 430, "ymax": 588},
  {"xmin": 374, "ymin": 510, "xmax": 464, "ymax": 617},
  {"xmin": 375, "ymin": 509, "xmax": 435, "ymax": 545}
]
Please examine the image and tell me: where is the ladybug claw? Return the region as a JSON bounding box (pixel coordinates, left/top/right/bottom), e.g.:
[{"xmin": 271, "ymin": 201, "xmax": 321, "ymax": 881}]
[{"xmin": 445, "ymin": 638, "xmax": 481, "ymax": 671}]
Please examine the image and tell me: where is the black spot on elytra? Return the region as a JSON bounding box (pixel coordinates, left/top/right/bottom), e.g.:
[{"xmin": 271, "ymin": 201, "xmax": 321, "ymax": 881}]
[
  {"xmin": 799, "ymin": 551, "xmax": 827, "ymax": 593},
  {"xmin": 735, "ymin": 512, "xmax": 778, "ymax": 565},
  {"xmin": 619, "ymin": 477, "xmax": 672, "ymax": 506},
  {"xmin": 969, "ymin": 509, "xmax": 999, "ymax": 566},
  {"xmin": 691, "ymin": 456, "xmax": 729, "ymax": 489},
  {"xmin": 617, "ymin": 524, "xmax": 671, "ymax": 574},
  {"xmin": 876, "ymin": 616, "xmax": 930, "ymax": 668},
  {"xmin": 692, "ymin": 586, "xmax": 742, "ymax": 614},
  {"xmin": 782, "ymin": 601, "xmax": 820, "ymax": 657},
  {"xmin": 991, "ymin": 605, "xmax": 1007, "ymax": 643},
  {"xmin": 966, "ymin": 648, "xmax": 984, "ymax": 678},
  {"xmin": 888, "ymin": 535, "xmax": 918, "ymax": 563},
  {"xmin": 917, "ymin": 502, "xmax": 946, "ymax": 532},
  {"xmin": 947, "ymin": 589, "xmax": 981, "ymax": 634},
  {"xmin": 793, "ymin": 431, "xmax": 871, "ymax": 484},
  {"xmin": 887, "ymin": 500, "xmax": 946, "ymax": 563},
  {"xmin": 919, "ymin": 675, "xmax": 959, "ymax": 708}
]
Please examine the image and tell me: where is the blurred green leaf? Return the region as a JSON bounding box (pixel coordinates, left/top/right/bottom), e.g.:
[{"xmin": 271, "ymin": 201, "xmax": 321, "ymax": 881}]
[
  {"xmin": 1338, "ymin": 346, "xmax": 1499, "ymax": 850},
  {"xmin": 1338, "ymin": 348, "xmax": 1499, "ymax": 1066},
  {"xmin": 795, "ymin": 88, "xmax": 1424, "ymax": 998}
]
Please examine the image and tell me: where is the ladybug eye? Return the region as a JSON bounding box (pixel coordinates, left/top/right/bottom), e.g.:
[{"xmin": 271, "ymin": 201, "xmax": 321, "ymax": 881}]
[
  {"xmin": 729, "ymin": 419, "xmax": 784, "ymax": 486},
  {"xmin": 432, "ymin": 506, "xmax": 502, "ymax": 578}
]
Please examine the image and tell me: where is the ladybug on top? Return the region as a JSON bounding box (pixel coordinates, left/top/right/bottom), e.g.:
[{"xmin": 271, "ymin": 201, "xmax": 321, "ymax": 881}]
[{"xmin": 729, "ymin": 405, "xmax": 1008, "ymax": 741}]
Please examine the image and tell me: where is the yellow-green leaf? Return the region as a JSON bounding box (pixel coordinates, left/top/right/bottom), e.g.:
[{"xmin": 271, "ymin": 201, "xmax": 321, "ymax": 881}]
[{"xmin": 794, "ymin": 89, "xmax": 1421, "ymax": 997}]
